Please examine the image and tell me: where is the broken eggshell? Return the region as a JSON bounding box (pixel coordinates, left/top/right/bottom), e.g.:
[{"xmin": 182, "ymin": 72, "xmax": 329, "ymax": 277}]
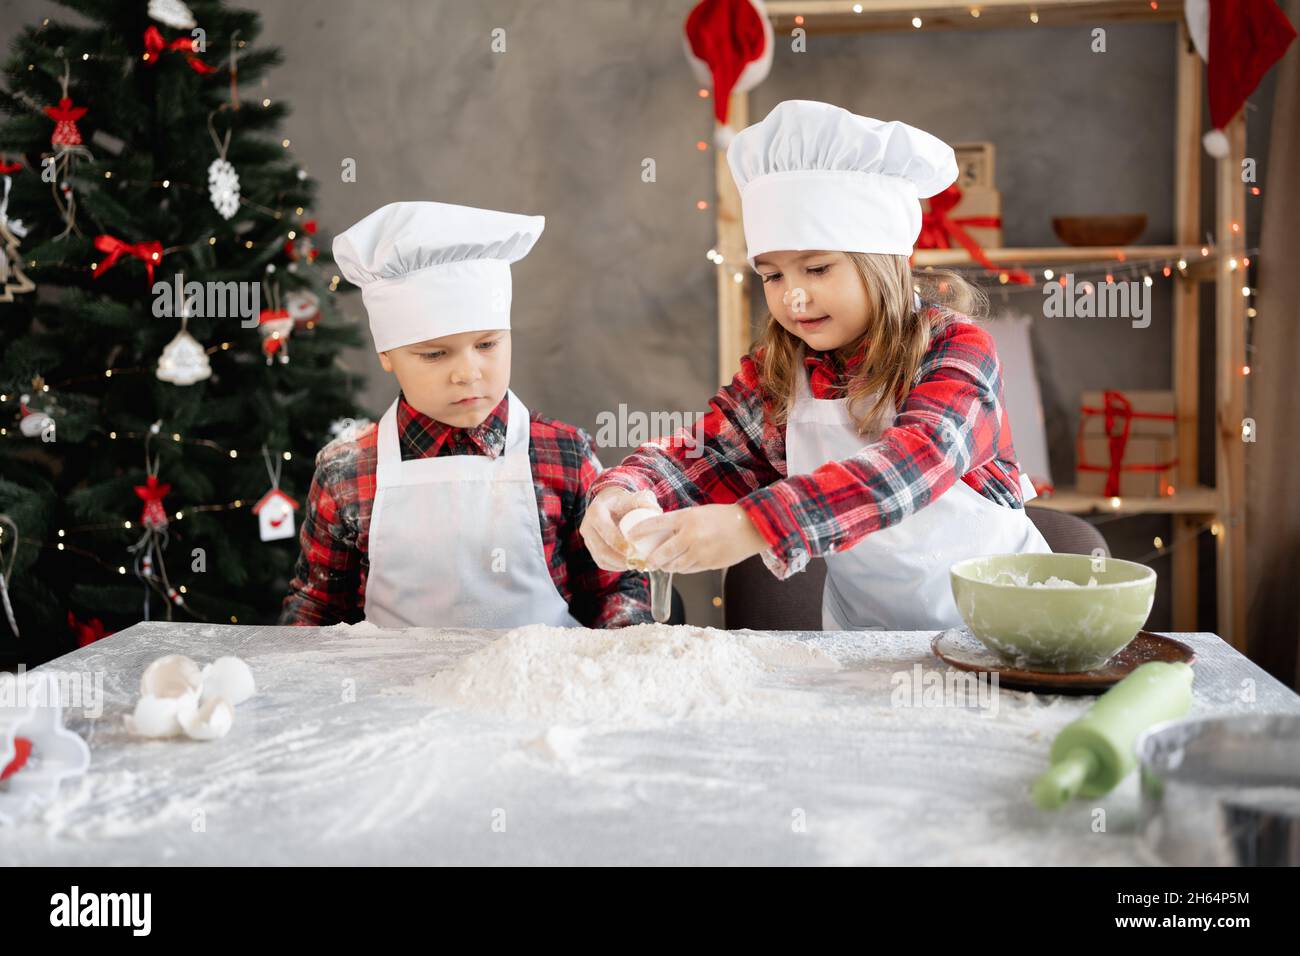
[
  {"xmin": 200, "ymin": 656, "xmax": 255, "ymax": 706},
  {"xmin": 176, "ymin": 695, "xmax": 233, "ymax": 741},
  {"xmin": 124, "ymin": 692, "xmax": 192, "ymax": 738},
  {"xmin": 620, "ymin": 507, "xmax": 674, "ymax": 567},
  {"xmin": 139, "ymin": 654, "xmax": 203, "ymax": 699}
]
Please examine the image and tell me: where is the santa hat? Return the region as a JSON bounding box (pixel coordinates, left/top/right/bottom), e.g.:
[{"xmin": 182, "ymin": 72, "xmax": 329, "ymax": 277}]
[
  {"xmin": 1185, "ymin": 0, "xmax": 1296, "ymax": 157},
  {"xmin": 683, "ymin": 0, "xmax": 773, "ymax": 148}
]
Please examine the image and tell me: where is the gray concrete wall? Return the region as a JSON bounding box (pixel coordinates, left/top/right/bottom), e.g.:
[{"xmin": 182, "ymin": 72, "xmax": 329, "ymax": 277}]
[{"xmin": 2, "ymin": 0, "xmax": 1278, "ymax": 630}]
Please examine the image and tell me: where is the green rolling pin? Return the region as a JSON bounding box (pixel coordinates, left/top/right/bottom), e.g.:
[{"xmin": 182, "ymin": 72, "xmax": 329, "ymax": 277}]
[{"xmin": 1032, "ymin": 661, "xmax": 1194, "ymax": 810}]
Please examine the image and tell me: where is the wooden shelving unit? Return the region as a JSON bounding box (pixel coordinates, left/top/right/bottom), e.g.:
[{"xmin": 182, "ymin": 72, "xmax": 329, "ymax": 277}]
[{"xmin": 711, "ymin": 0, "xmax": 1248, "ymax": 645}]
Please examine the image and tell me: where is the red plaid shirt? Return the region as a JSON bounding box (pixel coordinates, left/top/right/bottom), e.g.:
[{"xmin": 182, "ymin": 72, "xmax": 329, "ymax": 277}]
[
  {"xmin": 280, "ymin": 394, "xmax": 650, "ymax": 628},
  {"xmin": 589, "ymin": 310, "xmax": 1029, "ymax": 579}
]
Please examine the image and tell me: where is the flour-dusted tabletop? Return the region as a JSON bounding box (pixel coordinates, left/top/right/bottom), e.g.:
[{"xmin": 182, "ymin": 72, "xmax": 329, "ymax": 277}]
[{"xmin": 4, "ymin": 621, "xmax": 1298, "ymax": 866}]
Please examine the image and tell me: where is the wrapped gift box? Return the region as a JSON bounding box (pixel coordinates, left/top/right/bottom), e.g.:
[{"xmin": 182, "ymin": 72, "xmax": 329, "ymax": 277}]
[
  {"xmin": 920, "ymin": 142, "xmax": 1003, "ymax": 250},
  {"xmin": 1075, "ymin": 389, "xmax": 1178, "ymax": 498}
]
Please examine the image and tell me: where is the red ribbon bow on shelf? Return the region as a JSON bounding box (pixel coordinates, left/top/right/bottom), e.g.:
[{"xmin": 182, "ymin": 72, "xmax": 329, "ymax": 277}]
[
  {"xmin": 1076, "ymin": 389, "xmax": 1179, "ymax": 498},
  {"xmin": 915, "ymin": 183, "xmax": 1031, "ymax": 285},
  {"xmin": 142, "ymin": 26, "xmax": 217, "ymax": 74},
  {"xmin": 93, "ymin": 234, "xmax": 164, "ymax": 284}
]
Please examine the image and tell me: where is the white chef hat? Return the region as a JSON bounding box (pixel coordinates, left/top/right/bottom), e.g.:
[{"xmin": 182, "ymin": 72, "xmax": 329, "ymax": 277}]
[
  {"xmin": 332, "ymin": 201, "xmax": 545, "ymax": 352},
  {"xmin": 726, "ymin": 100, "xmax": 958, "ymax": 267}
]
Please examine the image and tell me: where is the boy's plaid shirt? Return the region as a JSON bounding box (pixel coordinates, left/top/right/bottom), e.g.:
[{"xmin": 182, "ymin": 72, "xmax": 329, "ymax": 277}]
[
  {"xmin": 279, "ymin": 394, "xmax": 651, "ymax": 627},
  {"xmin": 589, "ymin": 310, "xmax": 1030, "ymax": 578}
]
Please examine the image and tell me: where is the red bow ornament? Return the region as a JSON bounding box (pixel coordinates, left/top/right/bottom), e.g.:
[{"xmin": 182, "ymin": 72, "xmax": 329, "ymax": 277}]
[
  {"xmin": 916, "ymin": 183, "xmax": 1031, "ymax": 285},
  {"xmin": 68, "ymin": 610, "xmax": 110, "ymax": 648},
  {"xmin": 142, "ymin": 26, "xmax": 217, "ymax": 74},
  {"xmin": 134, "ymin": 474, "xmax": 173, "ymax": 532},
  {"xmin": 93, "ymin": 234, "xmax": 164, "ymax": 284}
]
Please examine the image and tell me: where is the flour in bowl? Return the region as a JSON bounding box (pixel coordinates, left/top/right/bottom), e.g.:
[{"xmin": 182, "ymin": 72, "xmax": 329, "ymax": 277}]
[
  {"xmin": 405, "ymin": 623, "xmax": 838, "ymax": 725},
  {"xmin": 989, "ymin": 570, "xmax": 1099, "ymax": 588}
]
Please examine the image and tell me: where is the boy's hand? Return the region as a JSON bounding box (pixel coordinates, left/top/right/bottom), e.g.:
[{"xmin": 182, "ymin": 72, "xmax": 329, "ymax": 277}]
[
  {"xmin": 630, "ymin": 503, "xmax": 768, "ymax": 574},
  {"xmin": 581, "ymin": 488, "xmax": 661, "ymax": 571}
]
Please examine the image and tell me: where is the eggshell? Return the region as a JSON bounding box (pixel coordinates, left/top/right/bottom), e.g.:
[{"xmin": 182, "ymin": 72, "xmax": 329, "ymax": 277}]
[
  {"xmin": 124, "ymin": 694, "xmax": 187, "ymax": 738},
  {"xmin": 620, "ymin": 508, "xmax": 674, "ymax": 562},
  {"xmin": 140, "ymin": 655, "xmax": 203, "ymax": 699},
  {"xmin": 201, "ymin": 656, "xmax": 256, "ymax": 706},
  {"xmin": 177, "ymin": 695, "xmax": 233, "ymax": 741}
]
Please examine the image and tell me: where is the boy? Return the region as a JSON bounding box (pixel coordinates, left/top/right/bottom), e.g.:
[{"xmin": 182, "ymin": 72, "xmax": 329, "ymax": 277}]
[{"xmin": 280, "ymin": 201, "xmax": 649, "ymax": 628}]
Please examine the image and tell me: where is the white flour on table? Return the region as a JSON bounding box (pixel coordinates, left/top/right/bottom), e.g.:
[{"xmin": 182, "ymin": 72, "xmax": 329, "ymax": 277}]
[{"xmin": 399, "ymin": 623, "xmax": 840, "ymax": 726}]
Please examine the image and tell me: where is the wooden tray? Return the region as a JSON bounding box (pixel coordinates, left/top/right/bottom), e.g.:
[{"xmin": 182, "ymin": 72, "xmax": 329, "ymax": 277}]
[{"xmin": 931, "ymin": 627, "xmax": 1195, "ymax": 695}]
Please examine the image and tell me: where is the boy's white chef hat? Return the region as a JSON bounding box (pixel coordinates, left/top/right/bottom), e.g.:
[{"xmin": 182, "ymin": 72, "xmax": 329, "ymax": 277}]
[
  {"xmin": 332, "ymin": 201, "xmax": 545, "ymax": 352},
  {"xmin": 726, "ymin": 100, "xmax": 958, "ymax": 267}
]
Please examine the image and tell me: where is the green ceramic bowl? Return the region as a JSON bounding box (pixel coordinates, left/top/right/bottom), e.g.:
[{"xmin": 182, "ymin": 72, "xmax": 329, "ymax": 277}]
[{"xmin": 949, "ymin": 553, "xmax": 1156, "ymax": 673}]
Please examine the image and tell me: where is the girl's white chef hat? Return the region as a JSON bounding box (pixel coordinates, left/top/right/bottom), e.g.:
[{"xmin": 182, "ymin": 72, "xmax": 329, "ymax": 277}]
[
  {"xmin": 332, "ymin": 201, "xmax": 545, "ymax": 352},
  {"xmin": 726, "ymin": 100, "xmax": 958, "ymax": 267}
]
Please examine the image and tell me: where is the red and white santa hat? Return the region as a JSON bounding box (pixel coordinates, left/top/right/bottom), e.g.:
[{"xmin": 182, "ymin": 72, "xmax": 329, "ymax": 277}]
[
  {"xmin": 683, "ymin": 0, "xmax": 773, "ymax": 148},
  {"xmin": 1184, "ymin": 0, "xmax": 1296, "ymax": 157}
]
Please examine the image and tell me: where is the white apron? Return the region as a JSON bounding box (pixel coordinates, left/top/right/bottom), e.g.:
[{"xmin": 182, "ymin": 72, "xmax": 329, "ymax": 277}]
[
  {"xmin": 364, "ymin": 390, "xmax": 581, "ymax": 629},
  {"xmin": 784, "ymin": 363, "xmax": 1051, "ymax": 631}
]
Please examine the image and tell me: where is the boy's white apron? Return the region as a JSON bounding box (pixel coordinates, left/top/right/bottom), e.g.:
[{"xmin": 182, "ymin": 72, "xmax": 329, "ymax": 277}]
[
  {"xmin": 364, "ymin": 390, "xmax": 580, "ymax": 629},
  {"xmin": 784, "ymin": 363, "xmax": 1051, "ymax": 631}
]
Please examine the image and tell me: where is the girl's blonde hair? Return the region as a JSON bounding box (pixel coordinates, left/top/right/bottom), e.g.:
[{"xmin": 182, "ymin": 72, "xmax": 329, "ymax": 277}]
[{"xmin": 751, "ymin": 254, "xmax": 987, "ymax": 436}]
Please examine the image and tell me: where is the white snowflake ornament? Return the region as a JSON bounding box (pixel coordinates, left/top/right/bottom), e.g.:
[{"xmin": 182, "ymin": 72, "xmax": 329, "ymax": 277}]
[
  {"xmin": 148, "ymin": 0, "xmax": 197, "ymax": 30},
  {"xmin": 207, "ymin": 157, "xmax": 240, "ymax": 220}
]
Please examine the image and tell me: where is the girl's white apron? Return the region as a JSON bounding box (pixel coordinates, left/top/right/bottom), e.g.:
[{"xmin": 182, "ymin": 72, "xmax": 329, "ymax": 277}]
[
  {"xmin": 784, "ymin": 360, "xmax": 1051, "ymax": 631},
  {"xmin": 363, "ymin": 390, "xmax": 581, "ymax": 629}
]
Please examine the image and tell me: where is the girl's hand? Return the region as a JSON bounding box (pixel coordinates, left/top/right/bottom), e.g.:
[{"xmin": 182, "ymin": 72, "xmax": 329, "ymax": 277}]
[
  {"xmin": 628, "ymin": 503, "xmax": 769, "ymax": 574},
  {"xmin": 580, "ymin": 488, "xmax": 662, "ymax": 571}
]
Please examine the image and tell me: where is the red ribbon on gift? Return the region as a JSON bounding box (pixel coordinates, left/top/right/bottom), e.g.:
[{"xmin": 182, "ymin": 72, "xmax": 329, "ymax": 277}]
[
  {"xmin": 142, "ymin": 26, "xmax": 217, "ymax": 74},
  {"xmin": 915, "ymin": 183, "xmax": 1031, "ymax": 285},
  {"xmin": 1076, "ymin": 389, "xmax": 1178, "ymax": 497},
  {"xmin": 93, "ymin": 234, "xmax": 164, "ymax": 284},
  {"xmin": 134, "ymin": 474, "xmax": 172, "ymax": 531}
]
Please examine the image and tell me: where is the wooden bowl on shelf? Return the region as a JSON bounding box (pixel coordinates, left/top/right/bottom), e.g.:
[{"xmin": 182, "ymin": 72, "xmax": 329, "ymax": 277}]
[{"xmin": 1052, "ymin": 214, "xmax": 1147, "ymax": 247}]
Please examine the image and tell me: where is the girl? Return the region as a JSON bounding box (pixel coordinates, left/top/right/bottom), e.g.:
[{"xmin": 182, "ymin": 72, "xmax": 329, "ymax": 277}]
[{"xmin": 581, "ymin": 100, "xmax": 1050, "ymax": 631}]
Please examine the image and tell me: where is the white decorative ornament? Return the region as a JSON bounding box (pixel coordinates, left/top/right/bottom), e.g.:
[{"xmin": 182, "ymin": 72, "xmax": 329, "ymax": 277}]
[
  {"xmin": 17, "ymin": 394, "xmax": 52, "ymax": 438},
  {"xmin": 148, "ymin": 0, "xmax": 197, "ymax": 30},
  {"xmin": 207, "ymin": 157, "xmax": 240, "ymax": 220},
  {"xmin": 156, "ymin": 322, "xmax": 212, "ymax": 385},
  {"xmin": 253, "ymin": 488, "xmax": 298, "ymax": 542},
  {"xmin": 285, "ymin": 289, "xmax": 320, "ymax": 325}
]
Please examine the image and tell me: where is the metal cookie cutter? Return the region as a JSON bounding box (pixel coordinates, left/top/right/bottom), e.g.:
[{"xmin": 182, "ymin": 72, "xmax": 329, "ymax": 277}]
[{"xmin": 1136, "ymin": 713, "xmax": 1300, "ymax": 866}]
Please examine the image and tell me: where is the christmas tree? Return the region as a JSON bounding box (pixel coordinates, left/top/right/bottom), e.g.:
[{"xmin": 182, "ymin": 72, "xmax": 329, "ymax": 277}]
[{"xmin": 0, "ymin": 0, "xmax": 367, "ymax": 668}]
